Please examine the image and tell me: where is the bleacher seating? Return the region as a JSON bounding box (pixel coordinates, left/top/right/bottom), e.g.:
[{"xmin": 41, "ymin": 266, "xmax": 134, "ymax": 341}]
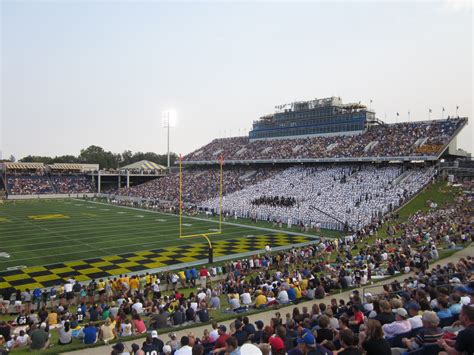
[{"xmin": 184, "ymin": 118, "xmax": 466, "ymax": 162}]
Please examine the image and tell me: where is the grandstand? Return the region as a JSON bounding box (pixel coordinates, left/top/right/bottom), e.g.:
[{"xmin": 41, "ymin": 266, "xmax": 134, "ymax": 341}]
[
  {"xmin": 184, "ymin": 118, "xmax": 467, "ymax": 164},
  {"xmin": 1, "ymin": 162, "xmax": 97, "ymax": 196}
]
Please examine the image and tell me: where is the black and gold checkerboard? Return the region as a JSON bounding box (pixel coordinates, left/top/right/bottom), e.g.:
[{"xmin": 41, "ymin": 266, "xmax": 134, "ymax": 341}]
[{"xmin": 0, "ymin": 233, "xmax": 314, "ymax": 292}]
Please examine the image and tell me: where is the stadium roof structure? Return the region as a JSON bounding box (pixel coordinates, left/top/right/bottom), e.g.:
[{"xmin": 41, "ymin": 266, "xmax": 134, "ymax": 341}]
[
  {"xmin": 121, "ymin": 160, "xmax": 166, "ymax": 171},
  {"xmin": 50, "ymin": 163, "xmax": 84, "ymax": 170},
  {"xmin": 4, "ymin": 162, "xmax": 44, "ymax": 169}
]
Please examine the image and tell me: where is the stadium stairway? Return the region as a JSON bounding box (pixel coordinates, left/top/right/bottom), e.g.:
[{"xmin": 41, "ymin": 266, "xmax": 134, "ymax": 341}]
[{"xmin": 393, "ymin": 170, "xmax": 412, "ymax": 185}]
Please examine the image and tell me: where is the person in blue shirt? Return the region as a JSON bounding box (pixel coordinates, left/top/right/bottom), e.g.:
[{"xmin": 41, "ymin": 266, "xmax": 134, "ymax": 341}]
[
  {"xmin": 436, "ymin": 298, "xmax": 453, "ymax": 319},
  {"xmin": 449, "ymin": 294, "xmax": 462, "ymax": 315},
  {"xmin": 190, "ymin": 268, "xmax": 198, "ymax": 287},
  {"xmin": 33, "ymin": 288, "xmax": 42, "ymax": 309},
  {"xmin": 184, "ymin": 268, "xmax": 192, "ymax": 285},
  {"xmin": 287, "ymin": 286, "xmax": 297, "ymax": 302},
  {"xmin": 83, "ymin": 322, "xmax": 98, "ymax": 344}
]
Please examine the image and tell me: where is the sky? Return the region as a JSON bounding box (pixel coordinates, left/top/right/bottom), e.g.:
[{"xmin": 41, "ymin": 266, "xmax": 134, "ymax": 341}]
[{"xmin": 1, "ymin": 0, "xmax": 472, "ymax": 160}]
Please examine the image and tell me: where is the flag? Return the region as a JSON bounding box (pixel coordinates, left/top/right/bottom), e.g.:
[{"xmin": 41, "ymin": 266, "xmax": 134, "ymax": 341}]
[
  {"xmin": 442, "ymin": 107, "xmax": 445, "ymax": 111},
  {"xmin": 396, "ymin": 112, "xmax": 399, "ymax": 116},
  {"xmin": 429, "ymin": 108, "xmax": 432, "ymax": 113}
]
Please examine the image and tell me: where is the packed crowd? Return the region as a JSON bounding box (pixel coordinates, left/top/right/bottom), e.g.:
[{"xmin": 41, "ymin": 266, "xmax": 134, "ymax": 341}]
[
  {"xmin": 116, "ymin": 167, "xmax": 282, "ymax": 205},
  {"xmin": 6, "ymin": 173, "xmax": 95, "ymax": 195},
  {"xmin": 201, "ymin": 166, "xmax": 435, "ymax": 231},
  {"xmin": 184, "ymin": 119, "xmax": 465, "ymax": 162},
  {"xmin": 0, "ymin": 182, "xmax": 471, "ymax": 353},
  {"xmin": 7, "ymin": 174, "xmax": 55, "ymax": 195},
  {"xmin": 251, "ymin": 196, "xmax": 297, "ymax": 208},
  {"xmin": 51, "ymin": 174, "xmax": 95, "ymax": 194}
]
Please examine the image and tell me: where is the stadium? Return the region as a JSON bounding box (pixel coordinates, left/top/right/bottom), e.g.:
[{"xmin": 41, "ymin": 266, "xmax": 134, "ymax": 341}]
[{"xmin": 0, "ymin": 94, "xmax": 473, "ymax": 355}]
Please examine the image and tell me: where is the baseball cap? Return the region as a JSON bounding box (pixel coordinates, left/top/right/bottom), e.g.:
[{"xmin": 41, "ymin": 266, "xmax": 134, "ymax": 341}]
[
  {"xmin": 393, "ymin": 308, "xmax": 408, "ymax": 317},
  {"xmin": 269, "ymin": 336, "xmax": 285, "ymax": 350},
  {"xmin": 163, "ymin": 345, "xmax": 172, "ymax": 354},
  {"xmin": 151, "ymin": 330, "xmax": 158, "ymax": 338},
  {"xmin": 406, "ymin": 303, "xmax": 420, "ymax": 311},
  {"xmin": 112, "ymin": 342, "xmax": 125, "ymax": 352},
  {"xmin": 298, "ymin": 332, "xmax": 316, "ymax": 347}
]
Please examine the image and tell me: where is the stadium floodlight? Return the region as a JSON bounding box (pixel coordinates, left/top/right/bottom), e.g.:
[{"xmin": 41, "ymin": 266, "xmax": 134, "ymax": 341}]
[{"xmin": 162, "ymin": 109, "xmax": 177, "ymax": 171}]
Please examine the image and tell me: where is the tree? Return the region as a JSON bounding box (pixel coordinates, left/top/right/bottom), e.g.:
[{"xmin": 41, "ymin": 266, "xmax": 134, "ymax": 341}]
[
  {"xmin": 79, "ymin": 145, "xmax": 120, "ymax": 169},
  {"xmin": 20, "ymin": 155, "xmax": 54, "ymax": 164}
]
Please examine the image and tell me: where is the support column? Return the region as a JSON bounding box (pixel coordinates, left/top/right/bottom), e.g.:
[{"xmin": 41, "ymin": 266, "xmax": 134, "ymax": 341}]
[
  {"xmin": 127, "ymin": 170, "xmax": 130, "ymax": 188},
  {"xmin": 98, "ymin": 171, "xmax": 101, "ymax": 193}
]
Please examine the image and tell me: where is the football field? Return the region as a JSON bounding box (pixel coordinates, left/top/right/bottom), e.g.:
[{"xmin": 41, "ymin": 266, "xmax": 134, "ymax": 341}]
[{"xmin": 0, "ymin": 199, "xmax": 318, "ymax": 291}]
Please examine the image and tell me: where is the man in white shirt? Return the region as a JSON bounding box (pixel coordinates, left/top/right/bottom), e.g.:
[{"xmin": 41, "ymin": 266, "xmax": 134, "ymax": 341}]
[
  {"xmin": 174, "ymin": 336, "xmax": 192, "ymax": 355},
  {"xmin": 240, "ymin": 290, "xmax": 252, "ymax": 306},
  {"xmin": 277, "ymin": 289, "xmax": 289, "ymax": 304},
  {"xmin": 407, "ymin": 304, "xmax": 423, "ymax": 329},
  {"xmin": 209, "ymin": 322, "xmax": 219, "ymax": 342},
  {"xmin": 131, "ymin": 299, "xmax": 143, "ymax": 314},
  {"xmin": 383, "ymin": 308, "xmax": 412, "ymax": 338},
  {"xmin": 197, "ymin": 290, "xmax": 207, "ymax": 303}
]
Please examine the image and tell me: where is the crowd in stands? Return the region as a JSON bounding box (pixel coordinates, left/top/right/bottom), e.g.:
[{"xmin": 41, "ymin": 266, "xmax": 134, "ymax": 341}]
[
  {"xmin": 116, "ymin": 167, "xmax": 282, "ymax": 206},
  {"xmin": 251, "ymin": 196, "xmax": 297, "ymax": 208},
  {"xmin": 201, "ymin": 166, "xmax": 435, "ymax": 231},
  {"xmin": 0, "ymin": 183, "xmax": 471, "ymax": 353},
  {"xmin": 51, "ymin": 174, "xmax": 95, "ymax": 194},
  {"xmin": 184, "ymin": 119, "xmax": 465, "ymax": 162},
  {"xmin": 6, "ymin": 173, "xmax": 95, "ymax": 195},
  {"xmin": 7, "ymin": 174, "xmax": 55, "ymax": 195}
]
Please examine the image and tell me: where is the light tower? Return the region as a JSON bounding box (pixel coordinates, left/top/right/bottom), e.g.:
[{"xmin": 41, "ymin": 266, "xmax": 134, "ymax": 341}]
[{"xmin": 162, "ymin": 109, "xmax": 177, "ymax": 171}]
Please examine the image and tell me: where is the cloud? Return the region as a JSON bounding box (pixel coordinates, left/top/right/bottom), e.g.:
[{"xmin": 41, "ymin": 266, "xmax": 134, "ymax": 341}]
[{"xmin": 441, "ymin": 0, "xmax": 472, "ymax": 13}]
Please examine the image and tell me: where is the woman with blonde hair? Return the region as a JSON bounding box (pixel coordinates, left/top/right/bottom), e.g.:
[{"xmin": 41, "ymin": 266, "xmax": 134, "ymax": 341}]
[
  {"xmin": 360, "ymin": 319, "xmax": 391, "ymax": 355},
  {"xmin": 99, "ymin": 318, "xmax": 116, "ymax": 345}
]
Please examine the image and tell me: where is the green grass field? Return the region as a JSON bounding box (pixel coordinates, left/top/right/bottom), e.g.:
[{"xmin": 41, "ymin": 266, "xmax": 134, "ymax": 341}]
[{"xmin": 0, "ymin": 199, "xmax": 326, "ymax": 292}]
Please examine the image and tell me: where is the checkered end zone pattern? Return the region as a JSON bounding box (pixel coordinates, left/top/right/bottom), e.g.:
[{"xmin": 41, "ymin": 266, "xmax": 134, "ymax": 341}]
[{"xmin": 0, "ymin": 233, "xmax": 312, "ymax": 292}]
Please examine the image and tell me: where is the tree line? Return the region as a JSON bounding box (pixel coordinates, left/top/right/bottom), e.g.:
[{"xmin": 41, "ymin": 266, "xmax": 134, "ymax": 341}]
[{"xmin": 16, "ymin": 145, "xmax": 177, "ymax": 169}]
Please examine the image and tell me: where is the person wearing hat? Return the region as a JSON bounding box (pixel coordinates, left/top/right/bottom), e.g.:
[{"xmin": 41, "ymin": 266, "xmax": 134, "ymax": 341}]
[
  {"xmin": 454, "ymin": 286, "xmax": 473, "ymax": 306},
  {"xmin": 382, "ymin": 308, "xmax": 412, "ymax": 339},
  {"xmin": 162, "ymin": 344, "xmax": 172, "ymax": 355},
  {"xmin": 406, "ymin": 303, "xmax": 422, "ymax": 329}
]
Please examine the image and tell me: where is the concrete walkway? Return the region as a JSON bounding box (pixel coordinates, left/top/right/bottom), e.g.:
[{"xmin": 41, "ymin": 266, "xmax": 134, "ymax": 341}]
[{"xmin": 64, "ymin": 244, "xmax": 473, "ymax": 355}]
